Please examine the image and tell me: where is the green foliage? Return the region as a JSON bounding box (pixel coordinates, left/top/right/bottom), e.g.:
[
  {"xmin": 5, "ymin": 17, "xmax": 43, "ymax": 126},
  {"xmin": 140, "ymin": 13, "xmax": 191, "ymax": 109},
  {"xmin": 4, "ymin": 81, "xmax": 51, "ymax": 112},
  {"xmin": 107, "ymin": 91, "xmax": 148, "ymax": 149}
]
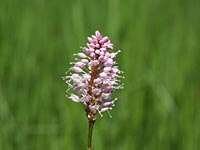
[{"xmin": 0, "ymin": 0, "xmax": 200, "ymax": 149}]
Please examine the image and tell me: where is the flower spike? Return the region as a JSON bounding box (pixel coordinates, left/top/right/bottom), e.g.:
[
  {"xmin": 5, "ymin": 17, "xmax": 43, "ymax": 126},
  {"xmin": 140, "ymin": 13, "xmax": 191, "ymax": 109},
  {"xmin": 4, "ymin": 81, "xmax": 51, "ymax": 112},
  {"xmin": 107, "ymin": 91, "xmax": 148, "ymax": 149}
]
[{"xmin": 63, "ymin": 31, "xmax": 123, "ymax": 119}]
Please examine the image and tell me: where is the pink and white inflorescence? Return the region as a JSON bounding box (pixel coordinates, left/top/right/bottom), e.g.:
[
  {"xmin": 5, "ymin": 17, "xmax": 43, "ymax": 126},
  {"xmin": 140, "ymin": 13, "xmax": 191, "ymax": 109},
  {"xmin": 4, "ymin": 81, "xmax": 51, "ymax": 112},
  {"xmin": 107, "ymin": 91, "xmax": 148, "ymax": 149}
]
[{"xmin": 63, "ymin": 31, "xmax": 124, "ymax": 119}]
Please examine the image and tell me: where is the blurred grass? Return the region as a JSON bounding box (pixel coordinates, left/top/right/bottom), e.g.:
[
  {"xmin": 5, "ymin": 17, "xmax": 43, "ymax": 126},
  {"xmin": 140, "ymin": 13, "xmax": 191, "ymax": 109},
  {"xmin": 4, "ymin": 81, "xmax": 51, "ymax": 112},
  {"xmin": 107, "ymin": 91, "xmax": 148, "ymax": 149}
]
[{"xmin": 0, "ymin": 0, "xmax": 200, "ymax": 150}]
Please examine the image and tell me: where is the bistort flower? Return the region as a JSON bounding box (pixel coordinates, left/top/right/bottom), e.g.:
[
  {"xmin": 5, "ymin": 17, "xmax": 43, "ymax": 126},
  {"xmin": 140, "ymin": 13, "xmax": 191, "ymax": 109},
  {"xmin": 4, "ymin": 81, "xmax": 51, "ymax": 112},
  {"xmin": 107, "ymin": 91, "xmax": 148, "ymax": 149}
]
[{"xmin": 63, "ymin": 31, "xmax": 124, "ymax": 121}]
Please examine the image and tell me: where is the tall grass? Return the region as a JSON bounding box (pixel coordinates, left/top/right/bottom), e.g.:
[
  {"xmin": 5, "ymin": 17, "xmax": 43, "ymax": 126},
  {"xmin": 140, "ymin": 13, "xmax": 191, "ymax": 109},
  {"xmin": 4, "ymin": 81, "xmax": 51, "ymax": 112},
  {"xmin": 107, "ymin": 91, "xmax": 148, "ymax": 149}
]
[{"xmin": 0, "ymin": 0, "xmax": 200, "ymax": 149}]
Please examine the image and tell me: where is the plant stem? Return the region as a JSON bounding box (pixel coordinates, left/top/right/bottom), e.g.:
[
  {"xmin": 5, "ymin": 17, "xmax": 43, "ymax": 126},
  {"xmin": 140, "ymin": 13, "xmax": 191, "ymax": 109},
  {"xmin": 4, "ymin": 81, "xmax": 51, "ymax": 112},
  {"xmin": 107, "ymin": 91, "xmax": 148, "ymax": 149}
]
[{"xmin": 87, "ymin": 119, "xmax": 95, "ymax": 150}]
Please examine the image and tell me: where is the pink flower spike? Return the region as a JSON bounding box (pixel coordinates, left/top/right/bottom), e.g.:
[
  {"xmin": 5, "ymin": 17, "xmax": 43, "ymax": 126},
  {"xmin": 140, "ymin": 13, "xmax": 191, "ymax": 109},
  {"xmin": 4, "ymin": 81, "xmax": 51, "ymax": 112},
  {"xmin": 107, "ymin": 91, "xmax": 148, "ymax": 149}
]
[{"xmin": 63, "ymin": 30, "xmax": 123, "ymax": 118}]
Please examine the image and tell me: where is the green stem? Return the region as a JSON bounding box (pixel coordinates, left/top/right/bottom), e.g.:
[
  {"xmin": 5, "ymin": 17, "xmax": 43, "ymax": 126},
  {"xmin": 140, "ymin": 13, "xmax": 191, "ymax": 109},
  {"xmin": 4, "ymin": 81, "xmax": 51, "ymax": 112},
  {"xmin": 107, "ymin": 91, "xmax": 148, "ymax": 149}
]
[{"xmin": 87, "ymin": 119, "xmax": 95, "ymax": 150}]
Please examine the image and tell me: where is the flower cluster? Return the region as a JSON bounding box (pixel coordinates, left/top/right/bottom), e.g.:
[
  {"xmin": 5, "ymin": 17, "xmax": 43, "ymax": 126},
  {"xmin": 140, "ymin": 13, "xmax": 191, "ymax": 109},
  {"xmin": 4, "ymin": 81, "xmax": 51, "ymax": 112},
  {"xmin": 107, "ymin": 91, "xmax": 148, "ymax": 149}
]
[{"xmin": 63, "ymin": 31, "xmax": 123, "ymax": 120}]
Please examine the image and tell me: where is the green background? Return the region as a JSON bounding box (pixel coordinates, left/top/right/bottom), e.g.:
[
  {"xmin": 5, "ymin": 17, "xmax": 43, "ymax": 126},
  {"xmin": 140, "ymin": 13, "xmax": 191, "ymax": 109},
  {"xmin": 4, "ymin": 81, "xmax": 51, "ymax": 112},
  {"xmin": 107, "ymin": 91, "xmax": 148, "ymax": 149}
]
[{"xmin": 0, "ymin": 0, "xmax": 200, "ymax": 150}]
